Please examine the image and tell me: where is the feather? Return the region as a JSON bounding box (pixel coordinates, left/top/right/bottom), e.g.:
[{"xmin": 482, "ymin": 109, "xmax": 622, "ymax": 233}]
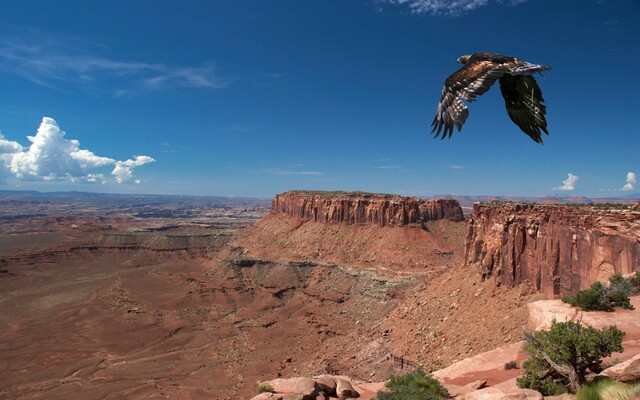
[{"xmin": 431, "ymin": 52, "xmax": 551, "ymax": 143}]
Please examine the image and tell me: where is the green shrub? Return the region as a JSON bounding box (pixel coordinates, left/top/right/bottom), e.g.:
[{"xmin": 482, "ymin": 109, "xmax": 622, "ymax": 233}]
[
  {"xmin": 610, "ymin": 274, "xmax": 637, "ymax": 296},
  {"xmin": 377, "ymin": 368, "xmax": 449, "ymax": 400},
  {"xmin": 504, "ymin": 360, "xmax": 518, "ymax": 370},
  {"xmin": 609, "ymin": 289, "xmax": 634, "ymax": 309},
  {"xmin": 563, "ymin": 279, "xmax": 635, "ymax": 312},
  {"xmin": 516, "ymin": 356, "xmax": 568, "ymax": 396},
  {"xmin": 255, "ymin": 383, "xmax": 274, "ymax": 394},
  {"xmin": 518, "ymin": 320, "xmax": 624, "ymax": 393},
  {"xmin": 564, "ymin": 282, "xmax": 613, "ymax": 311}
]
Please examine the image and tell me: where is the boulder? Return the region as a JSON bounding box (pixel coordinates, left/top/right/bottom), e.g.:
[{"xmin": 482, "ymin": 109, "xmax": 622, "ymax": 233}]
[
  {"xmin": 600, "ymin": 353, "xmax": 640, "ymax": 382},
  {"xmin": 463, "ymin": 387, "xmax": 543, "ymax": 400},
  {"xmin": 313, "ymin": 375, "xmax": 337, "ymax": 396},
  {"xmin": 260, "ymin": 378, "xmax": 318, "ymax": 399},
  {"xmin": 336, "ymin": 377, "xmax": 360, "ymax": 399}
]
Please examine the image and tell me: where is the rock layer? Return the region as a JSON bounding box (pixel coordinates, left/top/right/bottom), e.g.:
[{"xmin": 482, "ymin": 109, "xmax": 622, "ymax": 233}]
[
  {"xmin": 465, "ymin": 203, "xmax": 640, "ymax": 297},
  {"xmin": 272, "ymin": 191, "xmax": 463, "ymax": 227}
]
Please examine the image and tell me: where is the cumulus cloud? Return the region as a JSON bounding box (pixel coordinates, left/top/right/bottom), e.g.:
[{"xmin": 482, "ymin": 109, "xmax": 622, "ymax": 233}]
[
  {"xmin": 622, "ymin": 172, "xmax": 637, "ymax": 191},
  {"xmin": 553, "ymin": 173, "xmax": 579, "ymax": 191},
  {"xmin": 112, "ymin": 156, "xmax": 156, "ymax": 183},
  {"xmin": 382, "ymin": 0, "xmax": 527, "ymax": 15},
  {"xmin": 0, "ymin": 117, "xmax": 154, "ymax": 185}
]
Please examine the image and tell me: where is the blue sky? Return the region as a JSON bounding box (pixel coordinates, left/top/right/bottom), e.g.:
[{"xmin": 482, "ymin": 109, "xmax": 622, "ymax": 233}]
[{"xmin": 0, "ymin": 0, "xmax": 638, "ymax": 198}]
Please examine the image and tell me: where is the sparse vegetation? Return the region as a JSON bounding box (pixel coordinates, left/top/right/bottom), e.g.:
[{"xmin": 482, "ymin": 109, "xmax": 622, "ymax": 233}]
[
  {"xmin": 255, "ymin": 383, "xmax": 274, "ymax": 394},
  {"xmin": 576, "ymin": 377, "xmax": 615, "ymax": 400},
  {"xmin": 504, "ymin": 360, "xmax": 518, "ymax": 370},
  {"xmin": 517, "ymin": 320, "xmax": 625, "ymax": 393},
  {"xmin": 563, "ymin": 275, "xmax": 637, "ymax": 312},
  {"xmin": 599, "ymin": 382, "xmax": 640, "ymax": 400},
  {"xmin": 377, "ymin": 368, "xmax": 449, "ymax": 400},
  {"xmin": 576, "ymin": 378, "xmax": 640, "ymax": 400}
]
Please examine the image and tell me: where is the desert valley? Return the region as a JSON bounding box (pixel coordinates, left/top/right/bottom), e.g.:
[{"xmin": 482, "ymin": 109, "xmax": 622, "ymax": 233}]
[{"xmin": 1, "ymin": 190, "xmax": 639, "ymax": 399}]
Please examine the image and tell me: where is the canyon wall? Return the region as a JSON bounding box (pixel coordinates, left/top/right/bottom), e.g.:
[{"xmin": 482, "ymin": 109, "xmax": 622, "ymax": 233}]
[
  {"xmin": 271, "ymin": 191, "xmax": 464, "ymax": 227},
  {"xmin": 465, "ymin": 203, "xmax": 640, "ymax": 297}
]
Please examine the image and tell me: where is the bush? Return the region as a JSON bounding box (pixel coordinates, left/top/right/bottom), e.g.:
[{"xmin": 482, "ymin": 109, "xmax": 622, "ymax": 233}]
[
  {"xmin": 377, "ymin": 368, "xmax": 449, "ymax": 400},
  {"xmin": 609, "ymin": 289, "xmax": 634, "ymax": 310},
  {"xmin": 563, "ymin": 282, "xmax": 613, "ymax": 311},
  {"xmin": 517, "ymin": 320, "xmax": 624, "ymax": 393},
  {"xmin": 255, "ymin": 383, "xmax": 274, "ymax": 394},
  {"xmin": 504, "ymin": 360, "xmax": 518, "ymax": 370},
  {"xmin": 517, "ymin": 356, "xmax": 568, "ymax": 396},
  {"xmin": 610, "ymin": 274, "xmax": 636, "ymax": 296},
  {"xmin": 563, "ymin": 278, "xmax": 635, "ymax": 312}
]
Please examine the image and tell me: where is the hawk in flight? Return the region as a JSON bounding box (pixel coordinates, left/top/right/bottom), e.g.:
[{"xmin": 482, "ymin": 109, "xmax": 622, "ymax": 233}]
[{"xmin": 431, "ymin": 52, "xmax": 551, "ymax": 143}]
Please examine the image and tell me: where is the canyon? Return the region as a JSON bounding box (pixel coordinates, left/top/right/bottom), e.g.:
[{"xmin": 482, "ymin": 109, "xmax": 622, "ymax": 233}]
[{"xmin": 1, "ymin": 190, "xmax": 639, "ymax": 399}]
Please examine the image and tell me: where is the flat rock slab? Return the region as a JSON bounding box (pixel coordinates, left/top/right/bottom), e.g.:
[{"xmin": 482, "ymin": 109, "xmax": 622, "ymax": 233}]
[
  {"xmin": 601, "ymin": 352, "xmax": 640, "ymax": 382},
  {"xmin": 463, "ymin": 387, "xmax": 543, "ymax": 400}
]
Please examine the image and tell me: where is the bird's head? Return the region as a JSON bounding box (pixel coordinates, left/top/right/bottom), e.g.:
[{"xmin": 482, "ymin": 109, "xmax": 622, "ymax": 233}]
[{"xmin": 456, "ymin": 55, "xmax": 471, "ymax": 64}]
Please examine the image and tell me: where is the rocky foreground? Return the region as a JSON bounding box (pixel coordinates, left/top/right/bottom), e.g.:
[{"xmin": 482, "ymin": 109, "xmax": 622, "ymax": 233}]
[{"xmin": 251, "ymin": 296, "xmax": 640, "ymax": 400}]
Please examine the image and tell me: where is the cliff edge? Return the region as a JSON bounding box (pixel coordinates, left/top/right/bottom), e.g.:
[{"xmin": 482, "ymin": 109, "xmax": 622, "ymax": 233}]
[
  {"xmin": 271, "ymin": 190, "xmax": 463, "ymax": 227},
  {"xmin": 465, "ymin": 202, "xmax": 640, "ymax": 297}
]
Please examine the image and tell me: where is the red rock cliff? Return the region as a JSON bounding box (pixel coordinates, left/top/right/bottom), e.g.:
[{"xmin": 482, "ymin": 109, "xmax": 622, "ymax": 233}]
[
  {"xmin": 465, "ymin": 203, "xmax": 640, "ymax": 297},
  {"xmin": 271, "ymin": 191, "xmax": 464, "ymax": 227}
]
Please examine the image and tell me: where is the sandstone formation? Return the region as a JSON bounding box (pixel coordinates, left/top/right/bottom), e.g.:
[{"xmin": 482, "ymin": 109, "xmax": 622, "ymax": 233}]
[
  {"xmin": 601, "ymin": 353, "xmax": 640, "ymax": 383},
  {"xmin": 252, "ymin": 375, "xmax": 360, "ymax": 400},
  {"xmin": 465, "ymin": 203, "xmax": 640, "ymax": 297},
  {"xmin": 461, "ymin": 387, "xmax": 542, "ymax": 400},
  {"xmin": 271, "ymin": 191, "xmax": 463, "ymax": 227}
]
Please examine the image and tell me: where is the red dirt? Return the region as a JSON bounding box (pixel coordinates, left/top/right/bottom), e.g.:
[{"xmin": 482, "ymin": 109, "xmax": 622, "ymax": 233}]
[{"xmin": 1, "ymin": 207, "xmax": 543, "ymax": 399}]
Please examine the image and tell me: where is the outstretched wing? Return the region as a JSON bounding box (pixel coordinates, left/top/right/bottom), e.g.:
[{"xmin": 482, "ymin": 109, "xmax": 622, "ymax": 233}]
[
  {"xmin": 498, "ymin": 73, "xmax": 549, "ymax": 143},
  {"xmin": 431, "ymin": 60, "xmax": 508, "ymax": 139}
]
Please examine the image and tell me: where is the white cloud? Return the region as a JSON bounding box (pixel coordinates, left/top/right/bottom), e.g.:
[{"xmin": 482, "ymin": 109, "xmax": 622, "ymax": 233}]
[
  {"xmin": 553, "ymin": 173, "xmax": 579, "ymax": 191},
  {"xmin": 0, "ymin": 32, "xmax": 230, "ymax": 94},
  {"xmin": 383, "ymin": 0, "xmax": 527, "ymax": 15},
  {"xmin": 112, "ymin": 156, "xmax": 156, "ymax": 183},
  {"xmin": 622, "ymin": 171, "xmax": 636, "ymax": 191},
  {"xmin": 0, "ymin": 117, "xmax": 154, "ymax": 185},
  {"xmin": 71, "ymin": 149, "xmax": 115, "ymax": 169},
  {"xmin": 0, "ymin": 134, "xmax": 23, "ymax": 154}
]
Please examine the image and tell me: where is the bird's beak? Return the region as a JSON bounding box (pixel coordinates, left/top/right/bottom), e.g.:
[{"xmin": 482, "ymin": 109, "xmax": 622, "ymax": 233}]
[{"xmin": 456, "ymin": 57, "xmax": 464, "ymax": 64}]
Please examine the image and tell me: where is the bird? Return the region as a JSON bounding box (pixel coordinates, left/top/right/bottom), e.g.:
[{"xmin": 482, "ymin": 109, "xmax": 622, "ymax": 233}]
[{"xmin": 431, "ymin": 52, "xmax": 551, "ymax": 143}]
